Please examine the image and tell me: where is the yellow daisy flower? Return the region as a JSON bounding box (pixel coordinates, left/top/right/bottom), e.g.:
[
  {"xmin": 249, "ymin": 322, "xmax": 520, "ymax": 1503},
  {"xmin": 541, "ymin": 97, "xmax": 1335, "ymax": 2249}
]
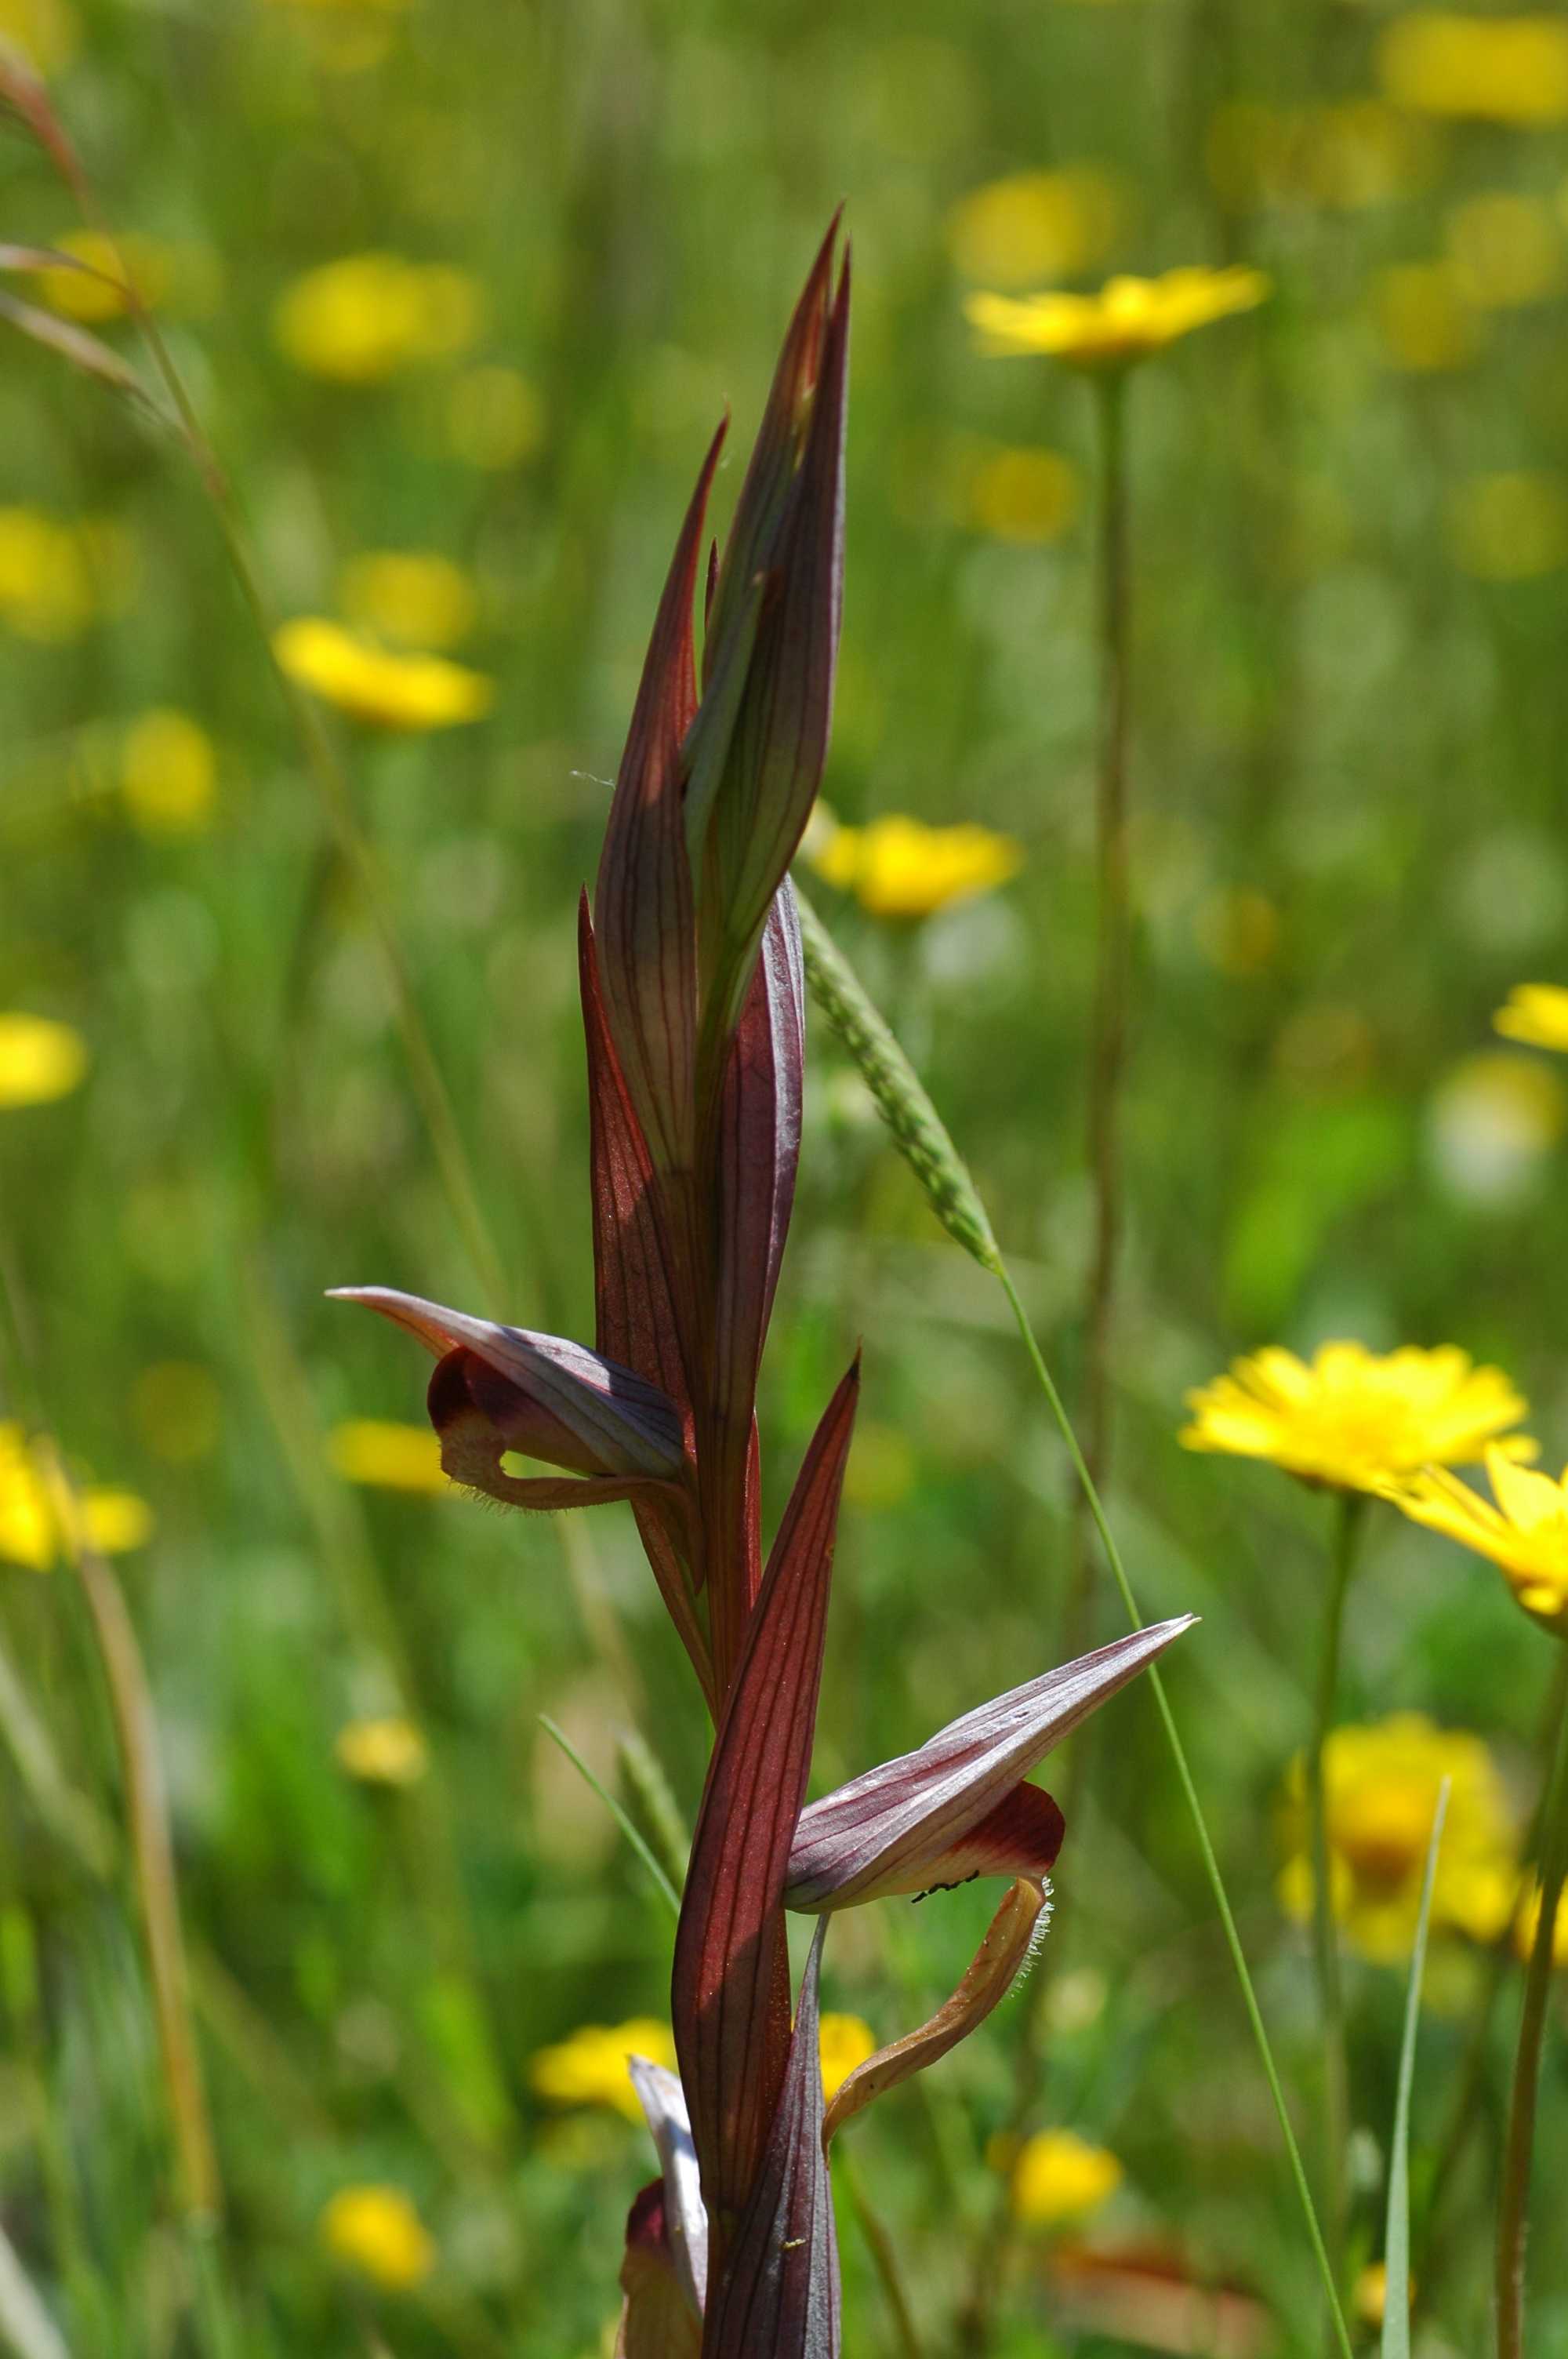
[
  {"xmin": 1495, "ymin": 984, "xmax": 1568, "ymax": 1054},
  {"xmin": 1010, "ymin": 2128, "xmax": 1123, "ymax": 2227},
  {"xmin": 817, "ymin": 2013, "xmax": 876, "ymax": 2102},
  {"xmin": 274, "ymin": 618, "xmax": 492, "ymax": 732},
  {"xmin": 1180, "ymin": 1341, "xmax": 1529, "ymax": 1494},
  {"xmin": 335, "ymin": 1715, "xmax": 428, "ymax": 1787},
  {"xmin": 966, "ymin": 267, "xmax": 1269, "ymax": 370},
  {"xmin": 1379, "ymin": 13, "xmax": 1568, "ymax": 126},
  {"xmin": 274, "ymin": 253, "xmax": 482, "ymax": 384},
  {"xmin": 0, "ymin": 1425, "xmax": 151, "ymax": 1572},
  {"xmin": 328, "ymin": 1419, "xmax": 448, "ymax": 1492},
  {"xmin": 121, "ymin": 709, "xmax": 217, "ymax": 838},
  {"xmin": 1278, "ymin": 1714, "xmax": 1518, "ymax": 1963},
  {"xmin": 1381, "ymin": 1447, "xmax": 1568, "ymax": 1639},
  {"xmin": 0, "ymin": 1014, "xmax": 88, "ymax": 1109},
  {"xmin": 319, "ymin": 2185, "xmax": 434, "ymax": 2290},
  {"xmin": 529, "ymin": 2019, "xmax": 678, "ymax": 2123},
  {"xmin": 808, "ymin": 813, "xmax": 1024, "ymax": 919}
]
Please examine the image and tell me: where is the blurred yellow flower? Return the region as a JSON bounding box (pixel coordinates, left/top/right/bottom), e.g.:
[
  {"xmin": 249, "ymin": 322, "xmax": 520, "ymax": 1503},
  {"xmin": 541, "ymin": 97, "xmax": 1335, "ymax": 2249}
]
[
  {"xmin": 1181, "ymin": 1342, "xmax": 1528, "ymax": 1493},
  {"xmin": 328, "ymin": 1419, "xmax": 448, "ymax": 1492},
  {"xmin": 274, "ymin": 253, "xmax": 483, "ymax": 383},
  {"xmin": 337, "ymin": 551, "xmax": 477, "ymax": 650},
  {"xmin": 945, "ymin": 168, "xmax": 1123, "ymax": 288},
  {"xmin": 446, "ymin": 365, "xmax": 546, "ymax": 469},
  {"xmin": 0, "ymin": 1425, "xmax": 152, "ymax": 1572},
  {"xmin": 818, "ymin": 2013, "xmax": 876, "ymax": 2102},
  {"xmin": 0, "ymin": 0, "xmax": 79, "ymax": 71},
  {"xmin": 319, "ymin": 2185, "xmax": 434, "ymax": 2290},
  {"xmin": 1278, "ymin": 1714, "xmax": 1517, "ymax": 1962},
  {"xmin": 959, "ymin": 445, "xmax": 1079, "ymax": 544},
  {"xmin": 1382, "ymin": 1448, "xmax": 1568, "ymax": 1638},
  {"xmin": 809, "ymin": 814, "xmax": 1024, "ymax": 919},
  {"xmin": 1010, "ymin": 2128, "xmax": 1123, "ymax": 2227},
  {"xmin": 1446, "ymin": 193, "xmax": 1564, "ymax": 309},
  {"xmin": 967, "ymin": 267, "xmax": 1269, "ymax": 369},
  {"xmin": 34, "ymin": 230, "xmax": 166, "ymax": 322},
  {"xmin": 1374, "ymin": 263, "xmax": 1481, "ymax": 372},
  {"xmin": 274, "ymin": 619, "xmax": 493, "ymax": 731},
  {"xmin": 1514, "ymin": 1875, "xmax": 1568, "ymax": 1965},
  {"xmin": 0, "ymin": 1014, "xmax": 87, "ymax": 1108},
  {"xmin": 121, "ymin": 708, "xmax": 217, "ymax": 838},
  {"xmin": 530, "ymin": 2019, "xmax": 677, "ymax": 2122},
  {"xmin": 1449, "ymin": 474, "xmax": 1568, "ymax": 582},
  {"xmin": 0, "ymin": 508, "xmax": 118, "ymax": 642},
  {"xmin": 1208, "ymin": 100, "xmax": 1432, "ymax": 214},
  {"xmin": 130, "ymin": 1362, "xmax": 222, "ymax": 1464},
  {"xmin": 1428, "ymin": 1052, "xmax": 1566, "ymax": 1207},
  {"xmin": 1496, "ymin": 983, "xmax": 1568, "ymax": 1052},
  {"xmin": 1381, "ymin": 13, "xmax": 1568, "ymax": 125},
  {"xmin": 336, "ymin": 1714, "xmax": 428, "ymax": 1787}
]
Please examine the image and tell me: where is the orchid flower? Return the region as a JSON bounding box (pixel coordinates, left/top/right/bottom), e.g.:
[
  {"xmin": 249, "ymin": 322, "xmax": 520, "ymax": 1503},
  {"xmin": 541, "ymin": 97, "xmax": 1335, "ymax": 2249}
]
[{"xmin": 332, "ymin": 220, "xmax": 1193, "ymax": 2357}]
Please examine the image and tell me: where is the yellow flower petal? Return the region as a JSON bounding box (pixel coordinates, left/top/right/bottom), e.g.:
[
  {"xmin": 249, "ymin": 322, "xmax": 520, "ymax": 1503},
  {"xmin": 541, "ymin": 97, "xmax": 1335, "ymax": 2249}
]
[
  {"xmin": 320, "ymin": 2185, "xmax": 435, "ymax": 2290},
  {"xmin": 274, "ymin": 617, "xmax": 492, "ymax": 731},
  {"xmin": 817, "ymin": 2012, "xmax": 876, "ymax": 2102},
  {"xmin": 1009, "ymin": 2128, "xmax": 1123, "ymax": 2226},
  {"xmin": 529, "ymin": 2019, "xmax": 677, "ymax": 2121},
  {"xmin": 328, "ymin": 1419, "xmax": 448, "ymax": 1492},
  {"xmin": 0, "ymin": 1015, "xmax": 88, "ymax": 1109},
  {"xmin": 808, "ymin": 814, "xmax": 1023, "ymax": 919},
  {"xmin": 122, "ymin": 708, "xmax": 217, "ymax": 838},
  {"xmin": 1181, "ymin": 1340, "xmax": 1526, "ymax": 1492},
  {"xmin": 967, "ymin": 267, "xmax": 1269, "ymax": 369},
  {"xmin": 335, "ymin": 1715, "xmax": 428, "ymax": 1786},
  {"xmin": 274, "ymin": 253, "xmax": 483, "ymax": 383},
  {"xmin": 1495, "ymin": 983, "xmax": 1568, "ymax": 1052}
]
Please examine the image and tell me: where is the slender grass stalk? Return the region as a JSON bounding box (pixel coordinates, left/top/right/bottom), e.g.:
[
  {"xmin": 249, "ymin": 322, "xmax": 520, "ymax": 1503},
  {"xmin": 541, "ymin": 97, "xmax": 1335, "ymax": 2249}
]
[
  {"xmin": 1062, "ymin": 370, "xmax": 1132, "ymax": 1670},
  {"xmin": 837, "ymin": 2146, "xmax": 926, "ymax": 2359},
  {"xmin": 1495, "ymin": 1663, "xmax": 1568, "ymax": 2359},
  {"xmin": 538, "ymin": 1716, "xmax": 682, "ymax": 1921},
  {"xmin": 1381, "ymin": 1779, "xmax": 1447, "ymax": 2359},
  {"xmin": 993, "ymin": 1264, "xmax": 1355, "ymax": 2359},
  {"xmin": 45, "ymin": 1470, "xmax": 241, "ymax": 2359},
  {"xmin": 796, "ymin": 883, "xmax": 1355, "ymax": 2359},
  {"xmin": 1307, "ymin": 1492, "xmax": 1366, "ymax": 2297}
]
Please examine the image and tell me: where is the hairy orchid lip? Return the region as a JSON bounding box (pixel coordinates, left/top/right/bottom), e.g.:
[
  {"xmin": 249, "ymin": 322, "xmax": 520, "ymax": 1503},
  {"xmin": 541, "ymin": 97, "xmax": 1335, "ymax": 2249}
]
[
  {"xmin": 785, "ymin": 1616, "xmax": 1197, "ymax": 1913},
  {"xmin": 328, "ymin": 1285, "xmax": 687, "ymax": 1480}
]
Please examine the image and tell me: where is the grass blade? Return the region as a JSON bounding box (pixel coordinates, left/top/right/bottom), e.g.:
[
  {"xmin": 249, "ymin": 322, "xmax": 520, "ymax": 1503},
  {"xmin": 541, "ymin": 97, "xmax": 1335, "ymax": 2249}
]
[
  {"xmin": 1381, "ymin": 1776, "xmax": 1449, "ymax": 2359},
  {"xmin": 538, "ymin": 1716, "xmax": 681, "ymax": 1921}
]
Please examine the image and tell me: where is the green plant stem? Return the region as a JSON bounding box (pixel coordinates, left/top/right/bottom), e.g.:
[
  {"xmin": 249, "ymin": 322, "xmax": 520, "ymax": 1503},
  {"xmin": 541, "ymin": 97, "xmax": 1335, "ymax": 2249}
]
[
  {"xmin": 1495, "ymin": 1657, "xmax": 1568, "ymax": 2359},
  {"xmin": 1062, "ymin": 368, "xmax": 1132, "ymax": 1674},
  {"xmin": 837, "ymin": 2146, "xmax": 925, "ymax": 2359},
  {"xmin": 1307, "ymin": 1492, "xmax": 1366, "ymax": 2299},
  {"xmin": 1418, "ymin": 1645, "xmax": 1568, "ymax": 2295},
  {"xmin": 1381, "ymin": 1779, "xmax": 1447, "ymax": 2359},
  {"xmin": 993, "ymin": 1263, "xmax": 1355, "ymax": 2359}
]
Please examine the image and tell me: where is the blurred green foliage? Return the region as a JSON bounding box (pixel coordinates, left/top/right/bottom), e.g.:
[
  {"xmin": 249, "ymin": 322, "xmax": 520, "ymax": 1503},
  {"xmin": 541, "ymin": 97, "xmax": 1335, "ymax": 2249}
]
[{"xmin": 3, "ymin": 0, "xmax": 1568, "ymax": 2353}]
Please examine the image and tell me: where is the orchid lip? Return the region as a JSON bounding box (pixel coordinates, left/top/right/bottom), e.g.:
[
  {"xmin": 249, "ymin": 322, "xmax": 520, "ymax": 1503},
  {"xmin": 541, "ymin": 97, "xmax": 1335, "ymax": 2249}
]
[{"xmin": 328, "ymin": 1285, "xmax": 687, "ymax": 1479}]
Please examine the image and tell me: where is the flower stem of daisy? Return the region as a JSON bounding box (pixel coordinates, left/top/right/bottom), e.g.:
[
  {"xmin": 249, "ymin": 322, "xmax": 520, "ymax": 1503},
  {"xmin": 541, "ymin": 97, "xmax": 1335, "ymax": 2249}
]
[
  {"xmin": 1307, "ymin": 1490, "xmax": 1366, "ymax": 2299},
  {"xmin": 1060, "ymin": 367, "xmax": 1132, "ymax": 1673},
  {"xmin": 1496, "ymin": 1659, "xmax": 1568, "ymax": 2359},
  {"xmin": 993, "ymin": 1267, "xmax": 1355, "ymax": 2359}
]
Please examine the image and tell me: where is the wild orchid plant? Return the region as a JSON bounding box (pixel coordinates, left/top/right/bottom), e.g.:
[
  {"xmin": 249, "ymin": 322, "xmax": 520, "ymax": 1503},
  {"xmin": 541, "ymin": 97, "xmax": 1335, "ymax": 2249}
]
[{"xmin": 334, "ymin": 223, "xmax": 1192, "ymax": 2356}]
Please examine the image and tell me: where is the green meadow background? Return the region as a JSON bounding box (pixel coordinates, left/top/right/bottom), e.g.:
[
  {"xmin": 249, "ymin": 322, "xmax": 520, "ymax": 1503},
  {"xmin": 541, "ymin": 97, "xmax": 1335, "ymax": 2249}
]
[{"xmin": 3, "ymin": 1, "xmax": 1568, "ymax": 2352}]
